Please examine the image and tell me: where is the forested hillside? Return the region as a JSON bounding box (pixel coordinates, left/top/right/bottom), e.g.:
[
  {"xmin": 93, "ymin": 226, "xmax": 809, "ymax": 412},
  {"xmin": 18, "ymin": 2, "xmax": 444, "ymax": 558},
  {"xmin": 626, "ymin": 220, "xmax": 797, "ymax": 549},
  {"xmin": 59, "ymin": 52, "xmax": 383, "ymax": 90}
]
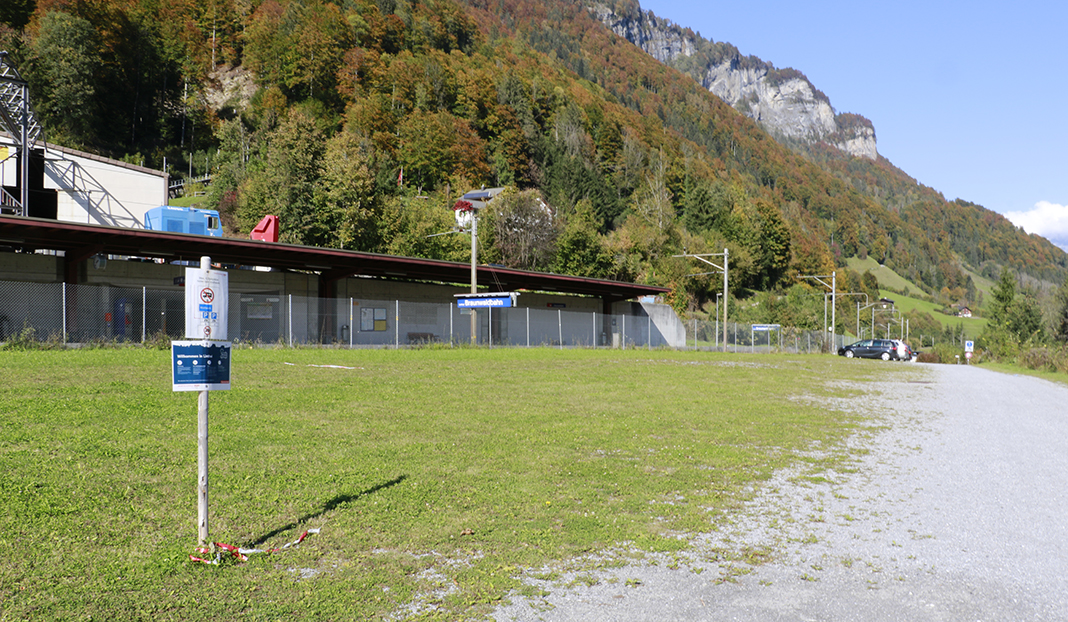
[{"xmin": 2, "ymin": 0, "xmax": 1065, "ymax": 324}]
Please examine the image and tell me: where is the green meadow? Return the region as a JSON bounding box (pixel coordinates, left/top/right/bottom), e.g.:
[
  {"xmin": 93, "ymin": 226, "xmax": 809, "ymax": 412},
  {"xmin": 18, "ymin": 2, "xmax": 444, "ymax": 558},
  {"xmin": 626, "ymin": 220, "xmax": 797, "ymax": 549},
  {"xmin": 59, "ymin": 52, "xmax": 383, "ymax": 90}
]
[{"xmin": 0, "ymin": 348, "xmax": 912, "ymax": 620}]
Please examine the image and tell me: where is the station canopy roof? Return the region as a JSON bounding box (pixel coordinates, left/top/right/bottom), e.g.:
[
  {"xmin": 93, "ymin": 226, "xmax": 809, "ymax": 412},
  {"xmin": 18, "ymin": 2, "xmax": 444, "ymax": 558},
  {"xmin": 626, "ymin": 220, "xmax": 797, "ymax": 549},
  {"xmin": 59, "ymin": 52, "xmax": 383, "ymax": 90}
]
[{"xmin": 0, "ymin": 216, "xmax": 669, "ymax": 301}]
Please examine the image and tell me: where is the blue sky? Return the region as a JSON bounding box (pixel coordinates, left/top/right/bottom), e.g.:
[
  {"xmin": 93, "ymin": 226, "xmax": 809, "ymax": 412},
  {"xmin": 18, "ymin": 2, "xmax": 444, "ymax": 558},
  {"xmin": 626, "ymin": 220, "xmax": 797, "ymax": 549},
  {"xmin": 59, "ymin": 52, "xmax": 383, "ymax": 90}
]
[{"xmin": 638, "ymin": 0, "xmax": 1068, "ymax": 250}]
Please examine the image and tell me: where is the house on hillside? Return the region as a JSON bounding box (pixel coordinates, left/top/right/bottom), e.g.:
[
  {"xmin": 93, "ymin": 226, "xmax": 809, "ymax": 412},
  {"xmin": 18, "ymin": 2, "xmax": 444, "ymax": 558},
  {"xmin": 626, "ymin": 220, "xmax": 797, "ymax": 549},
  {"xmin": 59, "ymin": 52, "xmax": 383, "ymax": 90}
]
[{"xmin": 956, "ymin": 306, "xmax": 973, "ymax": 318}]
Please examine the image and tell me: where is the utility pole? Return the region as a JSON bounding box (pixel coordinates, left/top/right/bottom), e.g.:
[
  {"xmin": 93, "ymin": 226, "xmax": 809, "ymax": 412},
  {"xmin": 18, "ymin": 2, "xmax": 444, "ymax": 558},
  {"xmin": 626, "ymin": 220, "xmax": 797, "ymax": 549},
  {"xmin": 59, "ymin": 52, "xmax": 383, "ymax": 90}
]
[
  {"xmin": 800, "ymin": 271, "xmax": 836, "ymax": 352},
  {"xmin": 674, "ymin": 249, "xmax": 729, "ymax": 353},
  {"xmin": 470, "ymin": 208, "xmax": 478, "ymax": 344}
]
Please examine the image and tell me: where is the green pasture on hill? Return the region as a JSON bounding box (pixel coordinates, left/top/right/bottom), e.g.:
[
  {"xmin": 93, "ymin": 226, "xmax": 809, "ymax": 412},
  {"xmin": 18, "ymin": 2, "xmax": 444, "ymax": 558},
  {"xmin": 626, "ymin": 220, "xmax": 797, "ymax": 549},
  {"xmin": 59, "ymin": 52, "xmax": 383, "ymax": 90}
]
[
  {"xmin": 877, "ymin": 290, "xmax": 987, "ymax": 340},
  {"xmin": 845, "ymin": 257, "xmax": 987, "ymax": 340},
  {"xmin": 0, "ymin": 348, "xmax": 916, "ymax": 620}
]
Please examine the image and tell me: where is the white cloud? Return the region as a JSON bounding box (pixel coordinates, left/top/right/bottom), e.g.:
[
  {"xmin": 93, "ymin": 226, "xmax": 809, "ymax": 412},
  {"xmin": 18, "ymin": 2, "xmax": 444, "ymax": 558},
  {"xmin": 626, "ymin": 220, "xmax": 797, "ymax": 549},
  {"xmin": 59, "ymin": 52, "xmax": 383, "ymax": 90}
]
[{"xmin": 1005, "ymin": 201, "xmax": 1068, "ymax": 250}]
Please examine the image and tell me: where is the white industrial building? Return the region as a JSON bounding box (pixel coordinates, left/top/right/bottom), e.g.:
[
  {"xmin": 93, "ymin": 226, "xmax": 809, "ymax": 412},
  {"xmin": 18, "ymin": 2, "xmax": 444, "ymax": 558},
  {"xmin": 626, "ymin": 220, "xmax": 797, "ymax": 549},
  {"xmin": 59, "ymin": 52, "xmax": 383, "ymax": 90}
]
[{"xmin": 0, "ymin": 132, "xmax": 168, "ymax": 227}]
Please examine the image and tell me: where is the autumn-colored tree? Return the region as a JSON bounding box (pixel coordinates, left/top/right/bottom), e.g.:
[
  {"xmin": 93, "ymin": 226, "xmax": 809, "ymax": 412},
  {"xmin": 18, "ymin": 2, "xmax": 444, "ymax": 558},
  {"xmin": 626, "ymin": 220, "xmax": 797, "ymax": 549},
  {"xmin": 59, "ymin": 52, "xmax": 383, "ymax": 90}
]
[{"xmin": 396, "ymin": 111, "xmax": 490, "ymax": 191}]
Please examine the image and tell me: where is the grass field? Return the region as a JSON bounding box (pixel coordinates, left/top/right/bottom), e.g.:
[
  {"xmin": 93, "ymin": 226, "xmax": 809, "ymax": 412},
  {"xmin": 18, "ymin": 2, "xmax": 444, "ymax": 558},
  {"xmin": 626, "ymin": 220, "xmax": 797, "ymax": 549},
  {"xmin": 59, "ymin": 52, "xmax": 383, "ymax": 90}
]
[{"xmin": 0, "ymin": 347, "xmax": 912, "ymax": 620}]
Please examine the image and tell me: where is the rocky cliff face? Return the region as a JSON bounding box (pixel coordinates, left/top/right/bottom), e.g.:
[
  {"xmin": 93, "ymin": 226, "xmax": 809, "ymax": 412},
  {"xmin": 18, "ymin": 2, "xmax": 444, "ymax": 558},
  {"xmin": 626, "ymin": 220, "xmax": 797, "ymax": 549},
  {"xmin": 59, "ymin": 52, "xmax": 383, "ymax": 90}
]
[{"xmin": 592, "ymin": 2, "xmax": 878, "ymax": 160}]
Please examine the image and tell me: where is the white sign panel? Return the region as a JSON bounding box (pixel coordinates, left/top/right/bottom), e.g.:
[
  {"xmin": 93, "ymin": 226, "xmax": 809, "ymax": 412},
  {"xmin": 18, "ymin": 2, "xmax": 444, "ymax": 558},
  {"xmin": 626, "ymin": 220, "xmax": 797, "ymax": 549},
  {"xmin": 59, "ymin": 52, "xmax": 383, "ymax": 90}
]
[
  {"xmin": 964, "ymin": 340, "xmax": 974, "ymax": 353},
  {"xmin": 185, "ymin": 266, "xmax": 228, "ymax": 340}
]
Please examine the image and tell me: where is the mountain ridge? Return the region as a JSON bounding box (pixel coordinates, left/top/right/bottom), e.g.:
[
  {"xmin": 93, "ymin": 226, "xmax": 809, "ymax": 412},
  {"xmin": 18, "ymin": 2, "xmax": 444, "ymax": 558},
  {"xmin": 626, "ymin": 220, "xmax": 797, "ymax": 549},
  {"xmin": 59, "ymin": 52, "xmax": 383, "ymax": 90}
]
[{"xmin": 590, "ymin": 1, "xmax": 878, "ymax": 160}]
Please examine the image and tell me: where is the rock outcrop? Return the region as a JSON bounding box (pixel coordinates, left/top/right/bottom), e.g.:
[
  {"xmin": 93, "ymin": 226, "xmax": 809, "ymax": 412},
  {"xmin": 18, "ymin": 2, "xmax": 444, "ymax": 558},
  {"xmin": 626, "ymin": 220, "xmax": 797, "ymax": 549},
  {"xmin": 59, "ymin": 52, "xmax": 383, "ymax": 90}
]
[{"xmin": 592, "ymin": 2, "xmax": 878, "ymax": 160}]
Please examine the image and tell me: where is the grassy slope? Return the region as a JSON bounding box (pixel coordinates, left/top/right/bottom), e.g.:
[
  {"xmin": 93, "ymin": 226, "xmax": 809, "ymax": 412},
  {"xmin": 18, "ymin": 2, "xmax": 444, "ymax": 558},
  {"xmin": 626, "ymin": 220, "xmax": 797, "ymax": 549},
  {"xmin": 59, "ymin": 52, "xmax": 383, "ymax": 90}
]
[
  {"xmin": 0, "ymin": 347, "xmax": 916, "ymax": 620},
  {"xmin": 846, "ymin": 257, "xmax": 988, "ymax": 340}
]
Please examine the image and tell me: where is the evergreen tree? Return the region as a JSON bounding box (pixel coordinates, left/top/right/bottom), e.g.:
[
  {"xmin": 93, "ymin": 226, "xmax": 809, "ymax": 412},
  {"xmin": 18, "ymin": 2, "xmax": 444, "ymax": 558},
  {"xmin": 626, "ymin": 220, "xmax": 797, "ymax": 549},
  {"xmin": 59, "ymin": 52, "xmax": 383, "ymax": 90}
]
[
  {"xmin": 25, "ymin": 11, "xmax": 101, "ymax": 148},
  {"xmin": 1054, "ymin": 276, "xmax": 1068, "ymax": 343},
  {"xmin": 554, "ymin": 200, "xmax": 611, "ymax": 278},
  {"xmin": 988, "ymin": 268, "xmax": 1017, "ymax": 328},
  {"xmin": 1007, "ymin": 288, "xmax": 1044, "ymax": 342}
]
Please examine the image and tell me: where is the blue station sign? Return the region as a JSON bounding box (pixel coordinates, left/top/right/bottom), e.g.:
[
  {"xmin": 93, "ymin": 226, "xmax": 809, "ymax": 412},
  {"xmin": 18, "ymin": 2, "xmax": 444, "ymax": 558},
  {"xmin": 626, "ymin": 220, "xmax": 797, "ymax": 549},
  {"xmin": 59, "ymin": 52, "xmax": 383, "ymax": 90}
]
[{"xmin": 455, "ymin": 291, "xmax": 519, "ymax": 309}]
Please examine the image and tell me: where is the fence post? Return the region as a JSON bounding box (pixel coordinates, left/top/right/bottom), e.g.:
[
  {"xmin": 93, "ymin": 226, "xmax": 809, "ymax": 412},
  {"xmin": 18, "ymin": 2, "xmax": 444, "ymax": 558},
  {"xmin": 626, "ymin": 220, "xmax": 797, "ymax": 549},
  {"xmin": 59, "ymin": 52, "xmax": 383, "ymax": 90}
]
[
  {"xmin": 62, "ymin": 283, "xmax": 67, "ymax": 344},
  {"xmin": 647, "ymin": 314, "xmax": 651, "ymax": 350},
  {"xmin": 450, "ymin": 301, "xmax": 454, "ymax": 345},
  {"xmin": 142, "ymin": 286, "xmax": 146, "ymax": 343},
  {"xmin": 395, "ymin": 300, "xmax": 399, "ymax": 348},
  {"xmin": 288, "ymin": 294, "xmax": 293, "ymax": 347},
  {"xmin": 592, "ymin": 311, "xmax": 596, "ymax": 348},
  {"xmin": 622, "ymin": 314, "xmax": 626, "ymax": 350},
  {"xmin": 558, "ymin": 309, "xmax": 563, "ymax": 350},
  {"xmin": 526, "ymin": 307, "xmax": 530, "ymax": 347}
]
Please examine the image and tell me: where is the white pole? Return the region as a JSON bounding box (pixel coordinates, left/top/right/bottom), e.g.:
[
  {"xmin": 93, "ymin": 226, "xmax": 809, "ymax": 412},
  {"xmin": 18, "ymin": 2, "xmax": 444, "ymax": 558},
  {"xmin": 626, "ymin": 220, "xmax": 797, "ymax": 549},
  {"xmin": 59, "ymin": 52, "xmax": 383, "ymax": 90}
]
[
  {"xmin": 450, "ymin": 302, "xmax": 454, "ymax": 345},
  {"xmin": 722, "ymin": 248, "xmax": 729, "ymax": 353},
  {"xmin": 831, "ymin": 271, "xmax": 837, "ymax": 352},
  {"xmin": 647, "ymin": 314, "xmax": 651, "ymax": 350},
  {"xmin": 142, "ymin": 286, "xmax": 146, "ymax": 343},
  {"xmin": 470, "ymin": 212, "xmax": 478, "ymax": 345},
  {"xmin": 526, "ymin": 307, "xmax": 530, "ymax": 347},
  {"xmin": 349, "ymin": 298, "xmax": 353, "ymax": 347},
  {"xmin": 593, "ymin": 312, "xmax": 596, "ymax": 348},
  {"xmin": 197, "ymin": 255, "xmax": 210, "ymax": 547},
  {"xmin": 288, "ymin": 294, "xmax": 293, "ymax": 347},
  {"xmin": 395, "ymin": 300, "xmax": 399, "ymax": 348},
  {"xmin": 622, "ymin": 314, "xmax": 626, "ymax": 349},
  {"xmin": 62, "ymin": 283, "xmax": 67, "ymax": 343}
]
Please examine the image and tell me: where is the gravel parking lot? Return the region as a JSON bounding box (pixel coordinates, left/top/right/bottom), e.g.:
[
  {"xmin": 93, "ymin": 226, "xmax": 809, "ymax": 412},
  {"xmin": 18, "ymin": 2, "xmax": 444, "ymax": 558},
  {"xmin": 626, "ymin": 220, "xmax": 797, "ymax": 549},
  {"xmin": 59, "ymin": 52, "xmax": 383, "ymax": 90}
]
[{"xmin": 494, "ymin": 364, "xmax": 1068, "ymax": 621}]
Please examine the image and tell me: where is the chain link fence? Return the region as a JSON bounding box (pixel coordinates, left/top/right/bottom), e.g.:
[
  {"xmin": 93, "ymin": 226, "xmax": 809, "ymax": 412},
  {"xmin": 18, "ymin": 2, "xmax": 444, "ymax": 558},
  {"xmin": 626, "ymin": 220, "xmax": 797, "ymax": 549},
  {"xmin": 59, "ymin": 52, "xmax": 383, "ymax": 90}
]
[
  {"xmin": 681, "ymin": 318, "xmax": 846, "ymax": 354},
  {"xmin": 0, "ymin": 280, "xmax": 849, "ymax": 353}
]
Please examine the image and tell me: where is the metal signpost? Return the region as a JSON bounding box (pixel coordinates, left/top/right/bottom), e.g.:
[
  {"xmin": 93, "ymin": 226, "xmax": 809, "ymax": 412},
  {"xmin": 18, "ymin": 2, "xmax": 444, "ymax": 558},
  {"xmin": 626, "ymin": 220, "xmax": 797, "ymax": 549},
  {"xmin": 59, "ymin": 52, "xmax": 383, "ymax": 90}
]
[
  {"xmin": 455, "ymin": 293, "xmax": 519, "ymax": 348},
  {"xmin": 172, "ymin": 256, "xmax": 230, "ymax": 548},
  {"xmin": 751, "ymin": 324, "xmax": 781, "ymax": 353},
  {"xmin": 965, "ymin": 340, "xmax": 974, "ymax": 363}
]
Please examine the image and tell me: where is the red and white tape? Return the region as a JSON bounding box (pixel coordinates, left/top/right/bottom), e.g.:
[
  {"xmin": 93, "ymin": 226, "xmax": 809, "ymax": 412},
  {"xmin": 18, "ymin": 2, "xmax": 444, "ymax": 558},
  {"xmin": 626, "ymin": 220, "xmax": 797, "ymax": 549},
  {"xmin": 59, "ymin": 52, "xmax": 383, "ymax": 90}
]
[{"xmin": 190, "ymin": 528, "xmax": 320, "ymax": 565}]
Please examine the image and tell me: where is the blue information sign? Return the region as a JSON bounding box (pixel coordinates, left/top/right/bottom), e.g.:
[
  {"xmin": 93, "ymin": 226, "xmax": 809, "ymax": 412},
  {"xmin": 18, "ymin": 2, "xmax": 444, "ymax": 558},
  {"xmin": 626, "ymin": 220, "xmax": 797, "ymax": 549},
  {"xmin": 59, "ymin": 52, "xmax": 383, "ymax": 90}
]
[
  {"xmin": 172, "ymin": 341, "xmax": 231, "ymax": 391},
  {"xmin": 456, "ymin": 296, "xmax": 513, "ymax": 308}
]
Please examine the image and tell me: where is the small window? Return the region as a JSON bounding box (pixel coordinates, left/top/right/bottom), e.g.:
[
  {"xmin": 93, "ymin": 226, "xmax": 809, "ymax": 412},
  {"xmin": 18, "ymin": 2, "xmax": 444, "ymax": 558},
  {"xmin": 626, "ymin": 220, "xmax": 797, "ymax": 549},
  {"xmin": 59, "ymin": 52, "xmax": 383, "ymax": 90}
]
[{"xmin": 207, "ymin": 216, "xmax": 220, "ymax": 231}]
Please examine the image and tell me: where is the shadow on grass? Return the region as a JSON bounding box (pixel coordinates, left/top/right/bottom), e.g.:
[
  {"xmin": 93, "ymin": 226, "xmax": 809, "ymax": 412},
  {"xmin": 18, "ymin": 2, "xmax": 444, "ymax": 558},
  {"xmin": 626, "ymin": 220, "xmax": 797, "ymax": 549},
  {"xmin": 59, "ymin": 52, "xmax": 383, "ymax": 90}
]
[{"xmin": 250, "ymin": 474, "xmax": 407, "ymax": 546}]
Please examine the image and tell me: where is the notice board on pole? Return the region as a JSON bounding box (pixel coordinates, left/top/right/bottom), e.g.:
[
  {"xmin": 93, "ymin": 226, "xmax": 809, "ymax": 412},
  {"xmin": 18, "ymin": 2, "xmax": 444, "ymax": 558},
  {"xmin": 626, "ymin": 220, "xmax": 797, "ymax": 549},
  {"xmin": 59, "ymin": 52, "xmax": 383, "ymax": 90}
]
[{"xmin": 172, "ymin": 341, "xmax": 231, "ymax": 391}]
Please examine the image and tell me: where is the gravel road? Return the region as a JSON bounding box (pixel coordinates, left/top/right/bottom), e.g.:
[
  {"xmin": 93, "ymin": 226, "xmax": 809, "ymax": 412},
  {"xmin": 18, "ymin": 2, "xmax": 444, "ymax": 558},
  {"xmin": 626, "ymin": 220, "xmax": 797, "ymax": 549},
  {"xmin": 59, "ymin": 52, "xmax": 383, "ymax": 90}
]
[{"xmin": 493, "ymin": 364, "xmax": 1068, "ymax": 621}]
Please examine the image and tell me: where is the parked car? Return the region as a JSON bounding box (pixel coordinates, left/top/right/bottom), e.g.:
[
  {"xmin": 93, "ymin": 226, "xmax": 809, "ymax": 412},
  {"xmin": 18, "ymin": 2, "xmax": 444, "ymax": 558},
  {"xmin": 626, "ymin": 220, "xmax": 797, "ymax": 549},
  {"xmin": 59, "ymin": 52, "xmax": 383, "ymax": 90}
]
[
  {"xmin": 837, "ymin": 339, "xmax": 899, "ymax": 360},
  {"xmin": 892, "ymin": 339, "xmax": 919, "ymax": 362}
]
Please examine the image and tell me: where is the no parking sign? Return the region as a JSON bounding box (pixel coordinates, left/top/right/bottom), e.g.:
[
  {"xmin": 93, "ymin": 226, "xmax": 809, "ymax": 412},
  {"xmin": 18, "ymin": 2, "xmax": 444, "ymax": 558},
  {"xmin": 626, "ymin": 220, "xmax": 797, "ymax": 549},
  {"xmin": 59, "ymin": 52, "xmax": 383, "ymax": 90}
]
[{"xmin": 185, "ymin": 265, "xmax": 228, "ymax": 340}]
